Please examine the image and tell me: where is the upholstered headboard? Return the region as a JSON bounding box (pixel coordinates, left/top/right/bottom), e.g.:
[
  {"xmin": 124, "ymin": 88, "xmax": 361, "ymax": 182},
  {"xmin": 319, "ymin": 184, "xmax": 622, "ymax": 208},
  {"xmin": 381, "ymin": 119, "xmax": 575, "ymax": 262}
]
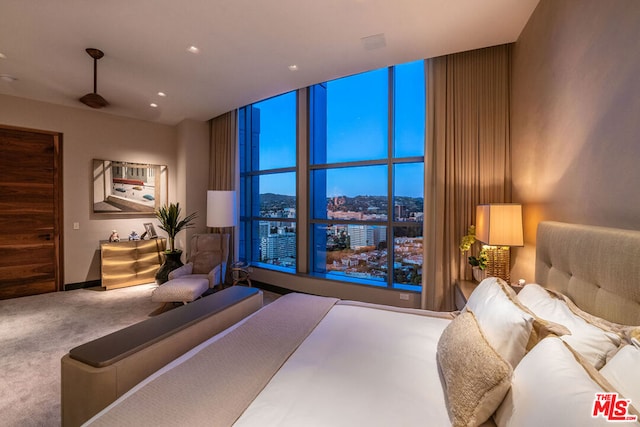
[{"xmin": 535, "ymin": 221, "xmax": 640, "ymax": 326}]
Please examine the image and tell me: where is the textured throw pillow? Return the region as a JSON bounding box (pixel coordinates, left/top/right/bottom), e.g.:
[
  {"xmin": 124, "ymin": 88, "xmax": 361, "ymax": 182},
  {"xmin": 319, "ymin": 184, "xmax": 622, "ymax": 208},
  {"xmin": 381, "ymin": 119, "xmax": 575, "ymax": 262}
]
[
  {"xmin": 599, "ymin": 344, "xmax": 640, "ymax": 411},
  {"xmin": 437, "ymin": 311, "xmax": 513, "ymax": 427},
  {"xmin": 518, "ymin": 283, "xmax": 621, "ymax": 368},
  {"xmin": 495, "ymin": 337, "xmax": 638, "ymax": 427}
]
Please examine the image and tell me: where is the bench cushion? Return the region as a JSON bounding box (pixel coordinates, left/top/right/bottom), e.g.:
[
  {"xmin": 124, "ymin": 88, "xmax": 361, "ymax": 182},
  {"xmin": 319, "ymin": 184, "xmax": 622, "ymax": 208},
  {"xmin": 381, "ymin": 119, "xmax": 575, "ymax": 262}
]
[
  {"xmin": 62, "ymin": 287, "xmax": 263, "ymax": 426},
  {"xmin": 151, "ymin": 278, "xmax": 209, "ymax": 303}
]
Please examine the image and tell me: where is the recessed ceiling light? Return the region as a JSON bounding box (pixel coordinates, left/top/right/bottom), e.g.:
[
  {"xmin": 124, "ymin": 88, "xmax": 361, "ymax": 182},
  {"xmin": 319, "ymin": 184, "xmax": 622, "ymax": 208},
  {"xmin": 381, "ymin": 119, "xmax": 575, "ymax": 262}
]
[
  {"xmin": 158, "ymin": 92, "xmax": 167, "ymax": 97},
  {"xmin": 288, "ymin": 65, "xmax": 298, "ymax": 71},
  {"xmin": 150, "ymin": 103, "xmax": 158, "ymax": 108},
  {"xmin": 0, "ymin": 53, "xmax": 7, "ymax": 60},
  {"xmin": 0, "ymin": 74, "xmax": 17, "ymax": 82},
  {"xmin": 187, "ymin": 46, "xmax": 200, "ymax": 54}
]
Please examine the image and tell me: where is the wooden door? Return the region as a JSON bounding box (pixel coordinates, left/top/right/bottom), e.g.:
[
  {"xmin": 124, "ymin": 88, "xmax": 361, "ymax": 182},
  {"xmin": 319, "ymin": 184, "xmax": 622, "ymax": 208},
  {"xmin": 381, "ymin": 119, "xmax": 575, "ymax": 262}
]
[{"xmin": 0, "ymin": 125, "xmax": 63, "ymax": 299}]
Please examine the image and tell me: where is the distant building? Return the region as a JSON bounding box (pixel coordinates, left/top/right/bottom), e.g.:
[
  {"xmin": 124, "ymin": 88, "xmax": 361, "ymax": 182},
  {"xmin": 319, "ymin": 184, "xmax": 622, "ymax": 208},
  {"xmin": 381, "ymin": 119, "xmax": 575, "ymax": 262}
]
[
  {"xmin": 394, "ymin": 204, "xmax": 408, "ymax": 219},
  {"xmin": 347, "ymin": 225, "xmax": 384, "ymax": 249},
  {"xmin": 260, "ymin": 231, "xmax": 296, "ymax": 261}
]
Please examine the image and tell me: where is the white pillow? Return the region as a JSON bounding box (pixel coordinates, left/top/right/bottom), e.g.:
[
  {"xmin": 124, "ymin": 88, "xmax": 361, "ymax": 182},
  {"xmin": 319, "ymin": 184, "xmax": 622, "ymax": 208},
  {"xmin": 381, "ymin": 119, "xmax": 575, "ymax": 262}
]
[
  {"xmin": 465, "ymin": 278, "xmax": 534, "ymax": 367},
  {"xmin": 600, "ymin": 344, "xmax": 640, "ymax": 409},
  {"xmin": 495, "ymin": 337, "xmax": 632, "ymax": 427},
  {"xmin": 517, "ymin": 283, "xmax": 621, "ymax": 368}
]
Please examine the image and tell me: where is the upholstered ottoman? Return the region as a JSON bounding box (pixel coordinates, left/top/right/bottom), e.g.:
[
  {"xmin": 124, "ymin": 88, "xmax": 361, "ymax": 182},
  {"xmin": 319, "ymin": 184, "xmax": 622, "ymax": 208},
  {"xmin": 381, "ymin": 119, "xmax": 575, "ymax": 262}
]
[{"xmin": 151, "ymin": 277, "xmax": 209, "ymax": 307}]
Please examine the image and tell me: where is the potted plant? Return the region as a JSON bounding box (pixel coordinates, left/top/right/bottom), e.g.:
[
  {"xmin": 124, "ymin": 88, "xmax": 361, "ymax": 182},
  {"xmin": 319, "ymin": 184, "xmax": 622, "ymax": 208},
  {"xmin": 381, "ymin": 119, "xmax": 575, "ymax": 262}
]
[
  {"xmin": 154, "ymin": 203, "xmax": 198, "ymax": 284},
  {"xmin": 459, "ymin": 225, "xmax": 488, "ymax": 282}
]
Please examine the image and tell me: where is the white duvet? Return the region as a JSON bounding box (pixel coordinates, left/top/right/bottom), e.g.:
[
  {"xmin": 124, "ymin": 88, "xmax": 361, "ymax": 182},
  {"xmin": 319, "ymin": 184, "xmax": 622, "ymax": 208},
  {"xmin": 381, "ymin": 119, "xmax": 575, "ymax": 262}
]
[{"xmin": 233, "ymin": 304, "xmax": 451, "ymax": 427}]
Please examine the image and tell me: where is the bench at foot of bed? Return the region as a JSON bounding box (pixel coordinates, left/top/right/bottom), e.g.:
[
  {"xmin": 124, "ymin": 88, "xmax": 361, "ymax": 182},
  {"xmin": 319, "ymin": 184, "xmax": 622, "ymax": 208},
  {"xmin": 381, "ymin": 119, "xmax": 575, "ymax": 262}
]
[{"xmin": 61, "ymin": 286, "xmax": 263, "ymax": 427}]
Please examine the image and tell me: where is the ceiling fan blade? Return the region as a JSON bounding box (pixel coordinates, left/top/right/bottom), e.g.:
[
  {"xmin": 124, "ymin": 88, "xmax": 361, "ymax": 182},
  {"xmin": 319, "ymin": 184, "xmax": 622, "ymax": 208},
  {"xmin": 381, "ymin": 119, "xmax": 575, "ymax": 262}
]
[{"xmin": 79, "ymin": 92, "xmax": 109, "ymax": 108}]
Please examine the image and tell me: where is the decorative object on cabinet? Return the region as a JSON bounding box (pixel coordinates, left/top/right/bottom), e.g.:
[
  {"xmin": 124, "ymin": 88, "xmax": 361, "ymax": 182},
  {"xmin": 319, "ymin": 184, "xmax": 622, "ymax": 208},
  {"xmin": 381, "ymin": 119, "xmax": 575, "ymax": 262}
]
[
  {"xmin": 108, "ymin": 230, "xmax": 120, "ymax": 242},
  {"xmin": 154, "ymin": 203, "xmax": 198, "ymax": 284},
  {"xmin": 92, "ymin": 159, "xmax": 168, "ymax": 215},
  {"xmin": 475, "ymin": 204, "xmax": 524, "ymax": 284},
  {"xmin": 100, "ymin": 238, "xmax": 166, "ymax": 289},
  {"xmin": 142, "ymin": 222, "xmax": 157, "ymax": 239}
]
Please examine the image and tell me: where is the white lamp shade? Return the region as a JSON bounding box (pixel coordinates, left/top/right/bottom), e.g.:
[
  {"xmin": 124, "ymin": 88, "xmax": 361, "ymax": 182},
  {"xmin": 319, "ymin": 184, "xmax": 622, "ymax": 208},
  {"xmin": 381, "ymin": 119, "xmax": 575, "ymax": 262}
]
[
  {"xmin": 207, "ymin": 190, "xmax": 237, "ymax": 228},
  {"xmin": 476, "ymin": 204, "xmax": 524, "ymax": 247}
]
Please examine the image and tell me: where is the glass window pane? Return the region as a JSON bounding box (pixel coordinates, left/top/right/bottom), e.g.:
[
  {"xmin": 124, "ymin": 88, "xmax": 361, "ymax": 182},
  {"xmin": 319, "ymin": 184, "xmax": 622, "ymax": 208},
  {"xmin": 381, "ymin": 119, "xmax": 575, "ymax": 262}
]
[
  {"xmin": 394, "ymin": 60, "xmax": 425, "ymax": 158},
  {"xmin": 259, "ymin": 173, "xmax": 296, "ymax": 219},
  {"xmin": 311, "ymin": 165, "xmax": 388, "ymax": 221},
  {"xmin": 393, "ymin": 226, "xmax": 422, "ymax": 291},
  {"xmin": 312, "ymin": 223, "xmax": 387, "ymax": 283},
  {"xmin": 258, "ymin": 220, "xmax": 296, "ymax": 269},
  {"xmin": 319, "ymin": 68, "xmax": 388, "ymax": 164},
  {"xmin": 394, "ymin": 162, "xmax": 424, "ymax": 222},
  {"xmin": 253, "ymin": 91, "xmax": 297, "ymax": 170}
]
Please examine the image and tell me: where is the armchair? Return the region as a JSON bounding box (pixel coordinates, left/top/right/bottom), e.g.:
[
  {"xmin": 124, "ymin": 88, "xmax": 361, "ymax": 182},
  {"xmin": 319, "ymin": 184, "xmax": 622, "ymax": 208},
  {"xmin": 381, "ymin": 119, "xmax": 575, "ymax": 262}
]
[{"xmin": 168, "ymin": 233, "xmax": 230, "ymax": 289}]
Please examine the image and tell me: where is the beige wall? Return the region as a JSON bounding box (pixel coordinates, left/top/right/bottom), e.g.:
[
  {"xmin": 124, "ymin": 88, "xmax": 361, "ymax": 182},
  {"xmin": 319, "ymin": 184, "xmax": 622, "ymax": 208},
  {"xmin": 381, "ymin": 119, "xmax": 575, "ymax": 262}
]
[
  {"xmin": 176, "ymin": 119, "xmax": 211, "ymax": 256},
  {"xmin": 0, "ymin": 94, "xmax": 209, "ymax": 286},
  {"xmin": 511, "ymin": 0, "xmax": 640, "ymax": 282}
]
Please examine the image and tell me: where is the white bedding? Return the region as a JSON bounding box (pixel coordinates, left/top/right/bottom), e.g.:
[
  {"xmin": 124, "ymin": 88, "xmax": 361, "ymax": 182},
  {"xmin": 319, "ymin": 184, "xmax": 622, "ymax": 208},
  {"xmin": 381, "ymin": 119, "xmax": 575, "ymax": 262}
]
[
  {"xmin": 233, "ymin": 303, "xmax": 451, "ymax": 427},
  {"xmin": 85, "ymin": 298, "xmax": 451, "ymax": 427}
]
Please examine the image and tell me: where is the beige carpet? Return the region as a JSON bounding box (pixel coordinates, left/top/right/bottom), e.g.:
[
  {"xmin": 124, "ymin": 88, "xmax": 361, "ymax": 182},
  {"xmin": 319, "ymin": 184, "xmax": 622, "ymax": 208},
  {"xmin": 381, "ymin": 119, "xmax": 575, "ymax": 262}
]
[{"xmin": 0, "ymin": 284, "xmax": 279, "ymax": 427}]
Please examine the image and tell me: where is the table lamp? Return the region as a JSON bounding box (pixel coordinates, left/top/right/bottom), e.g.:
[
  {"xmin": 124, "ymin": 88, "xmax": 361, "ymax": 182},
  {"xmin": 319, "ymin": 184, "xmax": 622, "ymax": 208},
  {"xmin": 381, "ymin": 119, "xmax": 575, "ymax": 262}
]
[{"xmin": 475, "ymin": 203, "xmax": 523, "ymax": 284}]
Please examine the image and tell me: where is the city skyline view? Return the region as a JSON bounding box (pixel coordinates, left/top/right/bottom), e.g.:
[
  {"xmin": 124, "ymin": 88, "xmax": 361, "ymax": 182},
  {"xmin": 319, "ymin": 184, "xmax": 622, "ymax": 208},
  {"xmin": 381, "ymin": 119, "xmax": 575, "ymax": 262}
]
[{"xmin": 240, "ymin": 60, "xmax": 425, "ymax": 290}]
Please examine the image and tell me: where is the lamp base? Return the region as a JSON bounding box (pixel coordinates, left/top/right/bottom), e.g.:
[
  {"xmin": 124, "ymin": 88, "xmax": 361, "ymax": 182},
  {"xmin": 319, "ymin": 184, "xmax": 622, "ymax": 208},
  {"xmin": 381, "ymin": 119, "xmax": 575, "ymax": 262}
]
[{"xmin": 483, "ymin": 245, "xmax": 511, "ymax": 284}]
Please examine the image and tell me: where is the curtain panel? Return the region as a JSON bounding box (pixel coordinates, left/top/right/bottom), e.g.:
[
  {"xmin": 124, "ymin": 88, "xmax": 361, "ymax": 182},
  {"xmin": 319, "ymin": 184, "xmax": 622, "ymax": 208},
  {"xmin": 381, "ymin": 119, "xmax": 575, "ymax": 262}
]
[
  {"xmin": 209, "ymin": 111, "xmax": 237, "ymax": 191},
  {"xmin": 423, "ymin": 44, "xmax": 512, "ymax": 311},
  {"xmin": 209, "ymin": 110, "xmax": 238, "ymax": 283}
]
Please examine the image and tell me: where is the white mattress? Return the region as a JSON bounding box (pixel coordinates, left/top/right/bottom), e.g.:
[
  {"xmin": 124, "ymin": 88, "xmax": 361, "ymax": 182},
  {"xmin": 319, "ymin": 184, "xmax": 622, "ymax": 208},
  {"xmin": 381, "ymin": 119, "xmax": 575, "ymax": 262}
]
[{"xmin": 233, "ymin": 303, "xmax": 451, "ymax": 427}]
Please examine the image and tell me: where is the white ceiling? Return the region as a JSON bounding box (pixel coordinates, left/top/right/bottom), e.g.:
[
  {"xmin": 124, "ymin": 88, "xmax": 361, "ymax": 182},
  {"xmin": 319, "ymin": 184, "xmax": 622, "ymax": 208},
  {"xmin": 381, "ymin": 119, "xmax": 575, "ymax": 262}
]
[{"xmin": 0, "ymin": 0, "xmax": 539, "ymax": 125}]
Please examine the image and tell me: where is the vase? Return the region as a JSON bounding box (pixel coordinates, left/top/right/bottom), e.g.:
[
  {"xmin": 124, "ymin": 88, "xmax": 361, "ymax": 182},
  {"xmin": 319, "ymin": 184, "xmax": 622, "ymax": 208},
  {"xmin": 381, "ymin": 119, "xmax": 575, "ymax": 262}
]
[
  {"xmin": 472, "ymin": 266, "xmax": 486, "ymax": 283},
  {"xmin": 155, "ymin": 251, "xmax": 184, "ymax": 285}
]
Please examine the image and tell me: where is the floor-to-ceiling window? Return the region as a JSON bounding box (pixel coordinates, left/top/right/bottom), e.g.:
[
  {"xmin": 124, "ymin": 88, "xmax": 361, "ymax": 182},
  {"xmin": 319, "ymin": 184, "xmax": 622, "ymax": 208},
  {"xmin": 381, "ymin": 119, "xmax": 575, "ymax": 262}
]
[
  {"xmin": 309, "ymin": 61, "xmax": 424, "ymax": 291},
  {"xmin": 239, "ymin": 91, "xmax": 297, "ymax": 271},
  {"xmin": 239, "ymin": 60, "xmax": 424, "ymax": 292}
]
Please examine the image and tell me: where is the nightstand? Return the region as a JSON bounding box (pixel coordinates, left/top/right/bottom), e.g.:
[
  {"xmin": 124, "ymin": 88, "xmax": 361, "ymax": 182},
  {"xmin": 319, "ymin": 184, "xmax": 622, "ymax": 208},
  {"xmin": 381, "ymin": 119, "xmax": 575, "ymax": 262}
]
[{"xmin": 454, "ymin": 280, "xmax": 478, "ymax": 310}]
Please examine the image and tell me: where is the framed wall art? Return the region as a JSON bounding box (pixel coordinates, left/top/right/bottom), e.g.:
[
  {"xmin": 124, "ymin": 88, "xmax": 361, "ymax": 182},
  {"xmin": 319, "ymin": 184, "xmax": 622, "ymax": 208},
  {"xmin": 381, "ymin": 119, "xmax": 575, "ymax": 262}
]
[{"xmin": 93, "ymin": 159, "xmax": 168, "ymax": 215}]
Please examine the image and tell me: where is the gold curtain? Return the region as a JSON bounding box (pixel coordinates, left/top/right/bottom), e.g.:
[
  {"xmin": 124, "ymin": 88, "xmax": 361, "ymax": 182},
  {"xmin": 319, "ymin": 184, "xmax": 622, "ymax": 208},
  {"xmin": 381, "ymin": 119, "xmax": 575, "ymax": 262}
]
[
  {"xmin": 209, "ymin": 110, "xmax": 238, "ymax": 283},
  {"xmin": 209, "ymin": 111, "xmax": 237, "ymax": 190},
  {"xmin": 423, "ymin": 44, "xmax": 512, "ymax": 311}
]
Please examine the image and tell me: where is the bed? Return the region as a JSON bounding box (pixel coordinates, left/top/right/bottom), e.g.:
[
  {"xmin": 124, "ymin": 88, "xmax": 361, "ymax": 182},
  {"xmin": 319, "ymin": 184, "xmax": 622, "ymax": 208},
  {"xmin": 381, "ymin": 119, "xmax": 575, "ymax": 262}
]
[{"xmin": 66, "ymin": 221, "xmax": 640, "ymax": 426}]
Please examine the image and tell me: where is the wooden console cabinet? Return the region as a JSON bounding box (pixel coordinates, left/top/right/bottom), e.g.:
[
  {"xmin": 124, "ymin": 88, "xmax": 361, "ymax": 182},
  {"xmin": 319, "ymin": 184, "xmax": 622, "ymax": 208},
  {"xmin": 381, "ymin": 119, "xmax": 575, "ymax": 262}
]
[{"xmin": 100, "ymin": 238, "xmax": 166, "ymax": 289}]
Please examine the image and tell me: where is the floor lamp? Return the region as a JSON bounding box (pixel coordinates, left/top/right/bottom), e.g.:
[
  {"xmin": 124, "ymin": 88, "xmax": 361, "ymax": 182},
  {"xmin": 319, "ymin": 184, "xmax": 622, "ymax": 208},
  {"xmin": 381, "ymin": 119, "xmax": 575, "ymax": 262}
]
[
  {"xmin": 207, "ymin": 190, "xmax": 237, "ymax": 287},
  {"xmin": 475, "ymin": 204, "xmax": 523, "ymax": 284}
]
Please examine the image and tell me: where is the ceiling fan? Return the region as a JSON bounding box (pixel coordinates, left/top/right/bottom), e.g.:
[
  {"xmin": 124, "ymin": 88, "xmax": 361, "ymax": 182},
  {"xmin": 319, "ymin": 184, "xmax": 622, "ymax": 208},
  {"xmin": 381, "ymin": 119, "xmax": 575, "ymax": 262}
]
[{"xmin": 79, "ymin": 48, "xmax": 109, "ymax": 109}]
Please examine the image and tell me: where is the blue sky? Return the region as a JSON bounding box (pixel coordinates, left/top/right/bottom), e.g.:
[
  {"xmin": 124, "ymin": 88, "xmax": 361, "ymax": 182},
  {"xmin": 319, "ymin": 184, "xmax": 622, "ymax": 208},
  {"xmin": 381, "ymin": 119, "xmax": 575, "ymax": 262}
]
[{"xmin": 254, "ymin": 60, "xmax": 425, "ymax": 198}]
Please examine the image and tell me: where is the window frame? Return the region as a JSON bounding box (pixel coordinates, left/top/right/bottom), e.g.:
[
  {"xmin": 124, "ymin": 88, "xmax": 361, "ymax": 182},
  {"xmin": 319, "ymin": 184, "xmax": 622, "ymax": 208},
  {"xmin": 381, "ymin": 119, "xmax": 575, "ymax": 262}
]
[
  {"xmin": 308, "ymin": 65, "xmax": 424, "ymax": 290},
  {"xmin": 238, "ymin": 93, "xmax": 298, "ymax": 271}
]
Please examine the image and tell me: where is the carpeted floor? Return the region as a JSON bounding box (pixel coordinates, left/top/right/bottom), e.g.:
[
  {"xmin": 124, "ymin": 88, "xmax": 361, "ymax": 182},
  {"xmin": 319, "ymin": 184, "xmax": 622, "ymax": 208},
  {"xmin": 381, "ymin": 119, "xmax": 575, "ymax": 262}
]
[{"xmin": 0, "ymin": 284, "xmax": 279, "ymax": 427}]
